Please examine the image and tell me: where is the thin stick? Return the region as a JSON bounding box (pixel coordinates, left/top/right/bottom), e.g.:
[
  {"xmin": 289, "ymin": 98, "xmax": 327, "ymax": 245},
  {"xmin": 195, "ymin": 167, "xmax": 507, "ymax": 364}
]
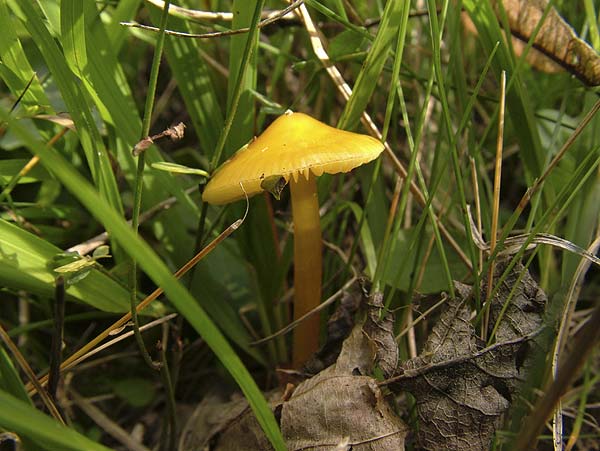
[
  {"xmin": 250, "ymin": 276, "xmax": 358, "ymax": 346},
  {"xmin": 158, "ymin": 323, "xmax": 177, "ymax": 451},
  {"xmin": 396, "ymin": 295, "xmax": 448, "ymax": 340},
  {"xmin": 129, "ymin": 0, "xmax": 172, "ymax": 372},
  {"xmin": 121, "ymin": 0, "xmax": 304, "ymax": 40},
  {"xmin": 386, "ymin": 331, "xmax": 543, "ymax": 390},
  {"xmin": 67, "ymin": 185, "xmax": 198, "ymax": 256},
  {"xmin": 70, "ymin": 389, "xmax": 151, "ymax": 451},
  {"xmin": 145, "ymin": 0, "xmax": 294, "ymax": 21},
  {"xmin": 9, "ymin": 73, "xmax": 36, "ymax": 114},
  {"xmin": 469, "ymin": 157, "xmax": 483, "ymax": 274},
  {"xmin": 483, "ymin": 70, "xmax": 506, "ymax": 340},
  {"xmin": 67, "ymin": 314, "xmax": 178, "ymax": 371},
  {"xmin": 552, "ymin": 235, "xmax": 600, "ymax": 449},
  {"xmin": 251, "ymin": 238, "xmax": 356, "ymax": 347}
]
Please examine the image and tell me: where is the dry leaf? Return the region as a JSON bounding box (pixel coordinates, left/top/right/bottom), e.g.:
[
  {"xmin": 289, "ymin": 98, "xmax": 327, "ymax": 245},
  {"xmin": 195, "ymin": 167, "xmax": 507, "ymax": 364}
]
[
  {"xmin": 33, "ymin": 114, "xmax": 76, "ymax": 130},
  {"xmin": 179, "ymin": 293, "xmax": 408, "ymax": 451},
  {"xmin": 281, "ymin": 318, "xmax": 407, "ymax": 451},
  {"xmin": 462, "ymin": 10, "xmax": 564, "ymax": 74},
  {"xmin": 281, "ymin": 371, "xmax": 406, "ymax": 450},
  {"xmin": 178, "ymin": 393, "xmax": 277, "ymax": 451},
  {"xmin": 464, "ymin": 1, "xmax": 600, "ymax": 84},
  {"xmin": 133, "ymin": 122, "xmax": 186, "ymax": 156},
  {"xmin": 388, "ymin": 263, "xmax": 547, "ymax": 451},
  {"xmin": 496, "ymin": 0, "xmax": 600, "ymax": 85}
]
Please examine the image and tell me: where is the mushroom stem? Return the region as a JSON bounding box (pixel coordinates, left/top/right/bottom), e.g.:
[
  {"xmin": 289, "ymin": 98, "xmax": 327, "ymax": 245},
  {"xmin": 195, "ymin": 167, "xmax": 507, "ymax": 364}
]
[{"xmin": 290, "ymin": 173, "xmax": 322, "ymax": 368}]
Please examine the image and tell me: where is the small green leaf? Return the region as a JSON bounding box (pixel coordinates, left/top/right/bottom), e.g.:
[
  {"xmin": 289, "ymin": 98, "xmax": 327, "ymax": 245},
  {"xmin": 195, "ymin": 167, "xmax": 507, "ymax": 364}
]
[
  {"xmin": 92, "ymin": 245, "xmax": 111, "ymax": 259},
  {"xmin": 51, "ymin": 252, "xmax": 99, "ymax": 286},
  {"xmin": 0, "ymin": 390, "xmax": 113, "ymax": 451},
  {"xmin": 151, "ymin": 162, "xmax": 209, "ymax": 177},
  {"xmin": 53, "ymin": 258, "xmax": 95, "ymax": 274},
  {"xmin": 49, "ymin": 252, "xmax": 80, "ymax": 268}
]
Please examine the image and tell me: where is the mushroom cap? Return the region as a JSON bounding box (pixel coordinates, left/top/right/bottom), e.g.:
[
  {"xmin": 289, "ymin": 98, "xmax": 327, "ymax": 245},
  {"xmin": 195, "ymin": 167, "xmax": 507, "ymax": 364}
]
[{"xmin": 202, "ymin": 112, "xmax": 384, "ymax": 205}]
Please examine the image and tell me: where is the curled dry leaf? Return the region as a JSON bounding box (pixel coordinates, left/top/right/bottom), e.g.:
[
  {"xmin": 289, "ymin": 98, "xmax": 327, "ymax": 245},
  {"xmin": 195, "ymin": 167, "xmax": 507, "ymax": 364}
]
[
  {"xmin": 133, "ymin": 122, "xmax": 186, "ymax": 156},
  {"xmin": 465, "ymin": 0, "xmax": 600, "ymax": 85},
  {"xmin": 33, "ymin": 114, "xmax": 76, "ymax": 130},
  {"xmin": 387, "ymin": 262, "xmax": 547, "ymax": 451},
  {"xmin": 179, "ymin": 293, "xmax": 407, "ymax": 451},
  {"xmin": 497, "ymin": 0, "xmax": 600, "ymax": 85}
]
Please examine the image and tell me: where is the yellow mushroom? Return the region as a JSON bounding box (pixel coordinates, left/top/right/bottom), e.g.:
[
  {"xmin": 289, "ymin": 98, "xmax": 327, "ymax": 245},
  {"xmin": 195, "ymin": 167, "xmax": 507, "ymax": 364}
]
[{"xmin": 203, "ymin": 110, "xmax": 383, "ymax": 368}]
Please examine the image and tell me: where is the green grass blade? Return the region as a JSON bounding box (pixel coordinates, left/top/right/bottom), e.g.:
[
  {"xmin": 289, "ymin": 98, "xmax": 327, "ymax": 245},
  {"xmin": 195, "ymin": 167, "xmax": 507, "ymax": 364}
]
[
  {"xmin": 305, "ymin": 0, "xmax": 373, "ymax": 42},
  {"xmin": 0, "ymin": 2, "xmax": 49, "ymax": 108},
  {"xmin": 80, "ymin": 1, "xmax": 201, "ymax": 267},
  {"xmin": 0, "ymin": 353, "xmax": 42, "ymax": 451},
  {"xmin": 426, "ymin": 0, "xmax": 478, "ymax": 290},
  {"xmin": 148, "ymin": 6, "xmax": 223, "ymax": 153},
  {"xmin": 105, "ymin": 0, "xmax": 143, "ymax": 52},
  {"xmin": 209, "ymin": 0, "xmax": 265, "ymax": 169},
  {"xmin": 463, "ymin": 0, "xmax": 545, "ymax": 178},
  {"xmin": 0, "ymin": 348, "xmax": 29, "ymax": 404},
  {"xmin": 0, "ymin": 219, "xmax": 130, "ymax": 312},
  {"xmin": 8, "ymin": 0, "xmax": 122, "ymax": 214},
  {"xmin": 0, "ymin": 390, "xmax": 115, "ymax": 451},
  {"xmin": 0, "ymin": 159, "xmax": 50, "ymax": 185},
  {"xmin": 61, "ymin": 0, "xmax": 88, "ymax": 79},
  {"xmin": 225, "ymin": 0, "xmax": 258, "ymax": 153},
  {"xmin": 2, "ymin": 111, "xmax": 286, "ymax": 451},
  {"xmin": 345, "ymin": 202, "xmax": 378, "ymax": 277},
  {"xmin": 338, "ymin": 0, "xmax": 403, "ymax": 131}
]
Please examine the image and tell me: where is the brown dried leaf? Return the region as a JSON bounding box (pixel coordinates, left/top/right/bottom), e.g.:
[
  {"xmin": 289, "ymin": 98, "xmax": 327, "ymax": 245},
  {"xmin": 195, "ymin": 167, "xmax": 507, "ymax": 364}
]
[
  {"xmin": 281, "ymin": 321, "xmax": 407, "ymax": 451},
  {"xmin": 496, "ymin": 0, "xmax": 600, "ymax": 85},
  {"xmin": 484, "ymin": 262, "xmax": 546, "ymax": 345},
  {"xmin": 164, "ymin": 122, "xmax": 186, "ymax": 141},
  {"xmin": 133, "ymin": 122, "xmax": 186, "ymax": 156},
  {"xmin": 389, "ymin": 263, "xmax": 547, "ymax": 451},
  {"xmin": 180, "ymin": 294, "xmax": 407, "ymax": 451},
  {"xmin": 363, "ymin": 293, "xmax": 398, "ymax": 378},
  {"xmin": 132, "ymin": 137, "xmax": 154, "ymax": 156},
  {"xmin": 178, "ymin": 393, "xmax": 279, "ymax": 451},
  {"xmin": 33, "ymin": 114, "xmax": 76, "ymax": 130},
  {"xmin": 281, "ymin": 372, "xmax": 407, "ymax": 451}
]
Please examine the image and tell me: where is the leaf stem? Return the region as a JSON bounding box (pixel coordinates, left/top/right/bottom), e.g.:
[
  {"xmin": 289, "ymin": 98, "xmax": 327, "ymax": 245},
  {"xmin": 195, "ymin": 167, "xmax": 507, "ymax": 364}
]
[{"xmin": 130, "ymin": 0, "xmax": 172, "ymax": 371}]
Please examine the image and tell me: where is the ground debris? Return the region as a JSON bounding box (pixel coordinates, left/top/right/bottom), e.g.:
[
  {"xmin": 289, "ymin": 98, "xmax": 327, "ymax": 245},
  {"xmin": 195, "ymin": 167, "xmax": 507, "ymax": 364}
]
[
  {"xmin": 495, "ymin": 0, "xmax": 600, "ymax": 85},
  {"xmin": 179, "ymin": 292, "xmax": 407, "ymax": 451},
  {"xmin": 387, "ymin": 262, "xmax": 547, "ymax": 451}
]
